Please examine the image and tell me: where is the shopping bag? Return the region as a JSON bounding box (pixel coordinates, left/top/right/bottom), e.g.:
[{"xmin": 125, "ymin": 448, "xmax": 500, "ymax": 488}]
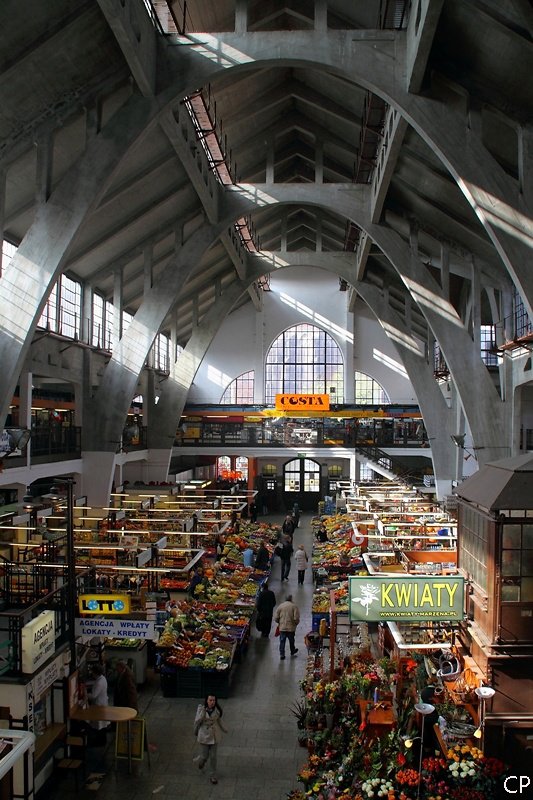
[{"xmin": 274, "ymin": 625, "xmax": 280, "ymax": 637}]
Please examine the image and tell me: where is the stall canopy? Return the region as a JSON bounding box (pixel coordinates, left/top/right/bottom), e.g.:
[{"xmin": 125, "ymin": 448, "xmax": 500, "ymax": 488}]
[{"xmin": 454, "ymin": 454, "xmax": 533, "ymax": 512}]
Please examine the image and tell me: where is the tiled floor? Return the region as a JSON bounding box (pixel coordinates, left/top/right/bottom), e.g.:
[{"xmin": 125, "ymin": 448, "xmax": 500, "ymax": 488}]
[{"xmin": 43, "ymin": 513, "xmax": 314, "ymax": 800}]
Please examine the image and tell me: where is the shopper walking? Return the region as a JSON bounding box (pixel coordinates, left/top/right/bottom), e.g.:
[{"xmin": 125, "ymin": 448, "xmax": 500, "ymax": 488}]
[
  {"xmin": 249, "ymin": 500, "xmax": 258, "ymax": 522},
  {"xmin": 279, "ymin": 538, "xmax": 293, "ymax": 581},
  {"xmin": 260, "ymin": 492, "xmax": 269, "ymax": 515},
  {"xmin": 274, "ymin": 594, "xmax": 300, "ymax": 659},
  {"xmin": 256, "ymin": 581, "xmax": 277, "ymax": 637},
  {"xmin": 282, "ymin": 513, "xmax": 295, "ymax": 539},
  {"xmin": 294, "ymin": 543, "xmax": 309, "ymax": 585},
  {"xmin": 114, "ymin": 660, "xmax": 138, "ymax": 711},
  {"xmin": 193, "ymin": 695, "xmax": 228, "ymax": 784},
  {"xmin": 292, "ymin": 501, "xmax": 300, "ymax": 528}
]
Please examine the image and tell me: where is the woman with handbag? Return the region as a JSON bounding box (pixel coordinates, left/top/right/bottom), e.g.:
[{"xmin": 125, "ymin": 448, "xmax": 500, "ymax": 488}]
[
  {"xmin": 294, "ymin": 544, "xmax": 309, "ymax": 585},
  {"xmin": 193, "ymin": 695, "xmax": 228, "ymax": 784}
]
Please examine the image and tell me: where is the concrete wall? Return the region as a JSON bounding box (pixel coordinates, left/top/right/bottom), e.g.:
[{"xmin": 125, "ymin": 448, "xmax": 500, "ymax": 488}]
[{"xmin": 188, "ymin": 267, "xmax": 417, "ymax": 404}]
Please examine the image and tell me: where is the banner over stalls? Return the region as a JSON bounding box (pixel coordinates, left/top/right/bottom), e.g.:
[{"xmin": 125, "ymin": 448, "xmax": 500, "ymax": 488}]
[{"xmin": 349, "ymin": 575, "xmax": 465, "ymax": 622}]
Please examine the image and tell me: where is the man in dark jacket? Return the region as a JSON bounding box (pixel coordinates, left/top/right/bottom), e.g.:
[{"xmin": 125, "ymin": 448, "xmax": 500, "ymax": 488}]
[
  {"xmin": 114, "ymin": 661, "xmax": 138, "ymax": 710},
  {"xmin": 279, "ymin": 539, "xmax": 293, "ymax": 581},
  {"xmin": 256, "ymin": 582, "xmax": 276, "ymax": 637},
  {"xmin": 282, "ymin": 514, "xmax": 295, "ymax": 538}
]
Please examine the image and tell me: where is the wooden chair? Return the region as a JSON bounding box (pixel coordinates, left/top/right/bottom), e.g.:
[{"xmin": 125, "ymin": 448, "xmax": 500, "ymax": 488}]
[{"xmin": 54, "ymin": 732, "xmax": 87, "ymax": 790}]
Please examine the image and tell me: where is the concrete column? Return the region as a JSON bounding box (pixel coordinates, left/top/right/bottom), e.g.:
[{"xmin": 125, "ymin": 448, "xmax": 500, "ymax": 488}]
[
  {"xmin": 143, "ymin": 240, "xmax": 153, "ymax": 296},
  {"xmin": 145, "ymin": 369, "xmax": 156, "ymax": 428},
  {"xmin": 405, "ymin": 293, "xmax": 412, "ymax": 332},
  {"xmin": 440, "ymin": 242, "xmax": 450, "ymax": 300},
  {"xmin": 471, "ymin": 256, "xmax": 481, "ymax": 354},
  {"xmin": 518, "ymin": 125, "xmax": 533, "ymax": 206},
  {"xmin": 315, "ymin": 137, "xmax": 324, "ymax": 184},
  {"xmin": 315, "ymin": 211, "xmax": 323, "ymax": 251},
  {"xmin": 501, "ymin": 283, "xmax": 513, "ymax": 342},
  {"xmin": 35, "ymin": 131, "xmax": 54, "ymax": 206},
  {"xmin": 0, "ymin": 170, "xmax": 5, "ymax": 276},
  {"xmin": 81, "ymin": 282, "xmax": 93, "ymax": 344},
  {"xmin": 280, "ymin": 212, "xmax": 287, "ymax": 251},
  {"xmin": 113, "ymin": 268, "xmax": 123, "ymax": 345},
  {"xmin": 344, "ymin": 310, "xmax": 355, "ymax": 404},
  {"xmin": 315, "ymin": 0, "xmax": 327, "ymax": 31},
  {"xmin": 18, "ymin": 371, "xmax": 32, "ymax": 430},
  {"xmin": 81, "ymin": 451, "xmax": 116, "ymax": 507},
  {"xmin": 85, "ymin": 98, "xmax": 100, "ymax": 147},
  {"xmin": 266, "ymin": 133, "xmax": 275, "ymax": 184},
  {"xmin": 235, "ymin": 0, "xmax": 248, "ymax": 32},
  {"xmin": 170, "ymin": 307, "xmax": 178, "ymax": 377},
  {"xmin": 254, "ymin": 303, "xmax": 265, "ymax": 403}
]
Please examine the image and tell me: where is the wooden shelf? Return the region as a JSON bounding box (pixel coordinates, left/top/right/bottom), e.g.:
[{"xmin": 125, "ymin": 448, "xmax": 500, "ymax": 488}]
[{"xmin": 34, "ymin": 722, "xmax": 67, "ymax": 763}]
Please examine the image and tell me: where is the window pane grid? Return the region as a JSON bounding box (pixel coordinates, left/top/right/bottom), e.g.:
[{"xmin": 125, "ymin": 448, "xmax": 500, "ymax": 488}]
[
  {"xmin": 354, "ymin": 371, "xmax": 390, "ymax": 405},
  {"xmin": 38, "ymin": 284, "xmax": 58, "ymax": 332},
  {"xmin": 59, "ymin": 276, "xmax": 81, "ymax": 339},
  {"xmin": 221, "ymin": 371, "xmax": 255, "ymax": 404},
  {"xmin": 92, "ymin": 294, "xmax": 105, "ymax": 347},
  {"xmin": 266, "ymin": 324, "xmax": 344, "ymax": 403}
]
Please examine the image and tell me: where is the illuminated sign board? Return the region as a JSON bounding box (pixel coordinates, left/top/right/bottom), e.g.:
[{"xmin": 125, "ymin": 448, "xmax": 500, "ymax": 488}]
[
  {"xmin": 78, "ymin": 594, "xmax": 131, "ymax": 614},
  {"xmin": 275, "ymin": 394, "xmax": 330, "ymax": 410},
  {"xmin": 21, "ymin": 611, "xmax": 56, "ymax": 674},
  {"xmin": 349, "ymin": 575, "xmax": 464, "ymax": 622}
]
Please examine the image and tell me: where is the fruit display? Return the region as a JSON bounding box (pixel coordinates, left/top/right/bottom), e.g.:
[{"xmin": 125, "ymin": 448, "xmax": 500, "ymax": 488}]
[{"xmin": 311, "ymin": 513, "xmax": 363, "ymax": 570}]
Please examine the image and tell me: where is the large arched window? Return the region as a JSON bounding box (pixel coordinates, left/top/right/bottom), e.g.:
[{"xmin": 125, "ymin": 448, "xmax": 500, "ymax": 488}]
[
  {"xmin": 265, "ymin": 324, "xmax": 344, "ymax": 403},
  {"xmin": 284, "ymin": 458, "xmax": 320, "ymax": 493},
  {"xmin": 221, "ymin": 371, "xmax": 255, "ymax": 404},
  {"xmin": 354, "ymin": 371, "xmax": 390, "ymax": 404}
]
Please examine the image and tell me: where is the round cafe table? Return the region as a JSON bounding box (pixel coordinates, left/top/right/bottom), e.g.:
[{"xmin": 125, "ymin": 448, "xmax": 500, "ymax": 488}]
[{"xmin": 70, "ymin": 706, "xmax": 137, "ymax": 772}]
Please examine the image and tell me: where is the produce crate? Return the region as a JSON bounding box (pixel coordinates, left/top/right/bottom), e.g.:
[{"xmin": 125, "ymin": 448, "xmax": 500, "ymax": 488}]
[
  {"xmin": 201, "ymin": 667, "xmax": 234, "ymax": 699},
  {"xmin": 176, "ymin": 667, "xmax": 203, "ymax": 698},
  {"xmin": 312, "ymin": 612, "xmax": 330, "ymax": 632},
  {"xmin": 160, "ymin": 667, "xmax": 177, "ymax": 698}
]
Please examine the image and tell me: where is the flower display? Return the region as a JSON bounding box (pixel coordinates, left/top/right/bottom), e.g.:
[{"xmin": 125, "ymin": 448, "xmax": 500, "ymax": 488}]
[{"xmin": 290, "ymin": 657, "xmax": 509, "ymax": 800}]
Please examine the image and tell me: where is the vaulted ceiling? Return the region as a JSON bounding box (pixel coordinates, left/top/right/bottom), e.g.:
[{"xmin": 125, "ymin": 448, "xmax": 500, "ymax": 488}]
[{"xmin": 1, "ymin": 0, "xmax": 531, "ymax": 349}]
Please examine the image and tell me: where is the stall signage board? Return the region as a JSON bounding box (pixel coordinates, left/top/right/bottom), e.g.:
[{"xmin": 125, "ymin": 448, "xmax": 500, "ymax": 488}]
[
  {"xmin": 78, "ymin": 594, "xmax": 131, "ymax": 614},
  {"xmin": 136, "ymin": 547, "xmax": 153, "ymax": 567},
  {"xmin": 349, "ymin": 575, "xmax": 465, "ymax": 622},
  {"xmin": 75, "ymin": 618, "xmax": 155, "ymax": 640},
  {"xmin": 21, "ymin": 611, "xmax": 56, "ymax": 674},
  {"xmin": 33, "ymin": 652, "xmax": 64, "ymax": 697},
  {"xmin": 275, "ymin": 393, "xmax": 330, "ymax": 410},
  {"xmin": 115, "ymin": 717, "xmax": 146, "ymax": 761}
]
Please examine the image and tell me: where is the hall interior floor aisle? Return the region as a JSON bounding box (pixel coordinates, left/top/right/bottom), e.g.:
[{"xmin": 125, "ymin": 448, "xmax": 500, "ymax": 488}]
[{"xmin": 46, "ymin": 512, "xmax": 314, "ymax": 800}]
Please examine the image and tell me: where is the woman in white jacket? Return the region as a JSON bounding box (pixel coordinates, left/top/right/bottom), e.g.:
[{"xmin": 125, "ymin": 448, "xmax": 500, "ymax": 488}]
[
  {"xmin": 193, "ymin": 695, "xmax": 228, "ymax": 784},
  {"xmin": 294, "ymin": 544, "xmax": 309, "ymax": 585}
]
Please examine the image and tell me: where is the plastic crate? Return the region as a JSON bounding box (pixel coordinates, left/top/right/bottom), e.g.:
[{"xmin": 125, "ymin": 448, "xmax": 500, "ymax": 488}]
[
  {"xmin": 311, "ymin": 612, "xmax": 330, "ymax": 632},
  {"xmin": 176, "ymin": 667, "xmax": 203, "ymax": 698},
  {"xmin": 202, "ymin": 668, "xmax": 232, "ymax": 699},
  {"xmin": 160, "ymin": 667, "xmax": 177, "ymax": 698}
]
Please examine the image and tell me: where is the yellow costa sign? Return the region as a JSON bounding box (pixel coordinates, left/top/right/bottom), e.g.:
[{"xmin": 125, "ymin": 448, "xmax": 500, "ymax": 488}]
[
  {"xmin": 275, "ymin": 394, "xmax": 330, "ymax": 410},
  {"xmin": 78, "ymin": 594, "xmax": 131, "ymax": 614}
]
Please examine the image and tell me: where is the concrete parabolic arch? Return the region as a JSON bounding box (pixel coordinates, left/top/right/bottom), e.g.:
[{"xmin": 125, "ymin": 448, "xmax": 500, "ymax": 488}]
[
  {"xmin": 83, "ymin": 185, "xmax": 507, "ymax": 469},
  {"xmin": 1, "ymin": 24, "xmax": 529, "ymax": 426},
  {"xmin": 146, "ymin": 252, "xmax": 455, "ymax": 498}
]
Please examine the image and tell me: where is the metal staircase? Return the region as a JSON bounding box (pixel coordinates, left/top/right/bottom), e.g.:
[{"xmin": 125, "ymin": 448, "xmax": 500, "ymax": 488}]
[{"xmin": 355, "ymin": 442, "xmax": 426, "ymax": 489}]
